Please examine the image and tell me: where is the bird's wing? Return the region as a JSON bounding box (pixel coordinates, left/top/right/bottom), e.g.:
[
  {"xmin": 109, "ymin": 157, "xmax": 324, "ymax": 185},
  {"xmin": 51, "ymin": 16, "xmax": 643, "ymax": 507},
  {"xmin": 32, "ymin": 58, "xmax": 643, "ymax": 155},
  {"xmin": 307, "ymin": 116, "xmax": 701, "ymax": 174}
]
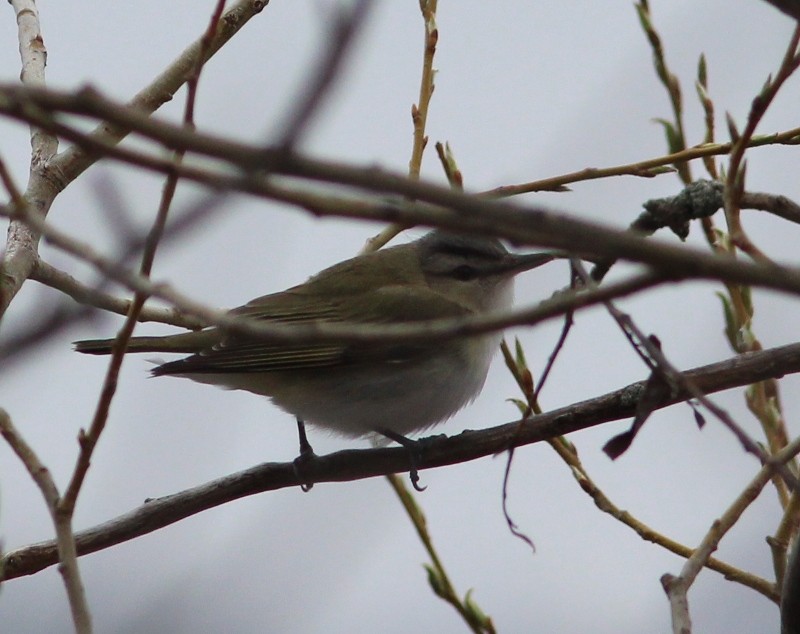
[{"xmin": 155, "ymin": 285, "xmax": 472, "ymax": 375}]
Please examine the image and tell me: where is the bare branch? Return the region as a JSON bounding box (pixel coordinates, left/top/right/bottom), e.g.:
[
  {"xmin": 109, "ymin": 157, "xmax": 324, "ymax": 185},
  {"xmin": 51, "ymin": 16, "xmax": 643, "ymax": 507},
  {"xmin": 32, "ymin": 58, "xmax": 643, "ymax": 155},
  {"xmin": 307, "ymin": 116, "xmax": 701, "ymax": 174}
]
[
  {"xmin": 575, "ymin": 259, "xmax": 794, "ymax": 489},
  {"xmin": 3, "ymin": 2, "xmax": 93, "ymax": 629},
  {"xmin": 742, "ymin": 191, "xmax": 800, "ymax": 224},
  {"xmin": 0, "ymin": 409, "xmax": 90, "ymax": 633},
  {"xmin": 663, "ymin": 434, "xmax": 800, "ymax": 632},
  {"xmin": 3, "ymin": 341, "xmax": 800, "ymax": 584},
  {"xmin": 31, "ymin": 260, "xmax": 205, "ymax": 329},
  {"xmin": 0, "ymin": 0, "xmax": 58, "ymax": 319},
  {"xmin": 723, "ymin": 22, "xmax": 800, "ymax": 261},
  {"xmin": 480, "ymin": 125, "xmax": 800, "ymax": 197}
]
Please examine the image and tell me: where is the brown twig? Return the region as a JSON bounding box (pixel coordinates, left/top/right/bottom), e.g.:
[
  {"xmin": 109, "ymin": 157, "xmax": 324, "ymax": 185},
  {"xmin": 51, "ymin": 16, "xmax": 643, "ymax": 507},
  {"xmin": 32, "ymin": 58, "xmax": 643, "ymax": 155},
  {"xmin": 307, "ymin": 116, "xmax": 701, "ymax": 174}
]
[
  {"xmin": 761, "ymin": 0, "xmax": 800, "ymax": 20},
  {"xmin": 362, "ymin": 0, "xmax": 438, "ymax": 255},
  {"xmin": 723, "ymin": 23, "xmax": 800, "ymax": 261},
  {"xmin": 714, "ymin": 26, "xmax": 800, "ymax": 545},
  {"xmin": 502, "ymin": 330, "xmax": 776, "ymax": 602},
  {"xmin": 573, "ymin": 259, "xmax": 797, "ymax": 490},
  {"xmin": 408, "ymin": 0, "xmax": 437, "ymax": 181},
  {"xmin": 0, "ymin": 407, "xmax": 91, "ymax": 633},
  {"xmin": 695, "ymin": 54, "xmax": 719, "ymax": 181},
  {"xmin": 635, "ymin": 0, "xmax": 692, "ymax": 184},
  {"xmin": 386, "ymin": 473, "xmax": 495, "ymax": 633}
]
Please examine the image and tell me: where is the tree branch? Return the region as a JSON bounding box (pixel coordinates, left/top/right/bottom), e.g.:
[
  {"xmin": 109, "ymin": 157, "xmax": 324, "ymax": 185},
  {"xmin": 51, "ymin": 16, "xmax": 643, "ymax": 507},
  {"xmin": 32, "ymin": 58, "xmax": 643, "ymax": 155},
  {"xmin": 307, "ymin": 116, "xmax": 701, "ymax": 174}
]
[
  {"xmin": 30, "ymin": 260, "xmax": 205, "ymax": 329},
  {"xmin": 3, "ymin": 341, "xmax": 800, "ymax": 582}
]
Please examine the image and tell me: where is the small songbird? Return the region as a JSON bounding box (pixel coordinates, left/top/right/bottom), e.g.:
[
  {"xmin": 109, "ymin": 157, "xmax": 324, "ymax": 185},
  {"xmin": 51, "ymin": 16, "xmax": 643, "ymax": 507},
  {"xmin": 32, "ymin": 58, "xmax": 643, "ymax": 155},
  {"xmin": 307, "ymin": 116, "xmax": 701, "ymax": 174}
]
[{"xmin": 75, "ymin": 230, "xmax": 555, "ymax": 486}]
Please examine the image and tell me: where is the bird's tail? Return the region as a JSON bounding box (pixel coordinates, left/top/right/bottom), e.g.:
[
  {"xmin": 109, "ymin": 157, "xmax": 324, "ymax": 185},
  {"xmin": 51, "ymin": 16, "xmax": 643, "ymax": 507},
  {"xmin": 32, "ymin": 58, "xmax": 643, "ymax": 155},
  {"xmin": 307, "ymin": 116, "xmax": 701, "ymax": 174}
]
[{"xmin": 74, "ymin": 331, "xmax": 213, "ymax": 355}]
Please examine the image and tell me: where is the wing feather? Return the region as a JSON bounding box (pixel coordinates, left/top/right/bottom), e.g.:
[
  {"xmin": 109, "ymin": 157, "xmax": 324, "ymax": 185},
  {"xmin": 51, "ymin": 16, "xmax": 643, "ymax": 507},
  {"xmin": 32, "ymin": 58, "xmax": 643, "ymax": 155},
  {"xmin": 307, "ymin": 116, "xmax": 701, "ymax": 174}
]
[{"xmin": 155, "ymin": 285, "xmax": 472, "ymax": 376}]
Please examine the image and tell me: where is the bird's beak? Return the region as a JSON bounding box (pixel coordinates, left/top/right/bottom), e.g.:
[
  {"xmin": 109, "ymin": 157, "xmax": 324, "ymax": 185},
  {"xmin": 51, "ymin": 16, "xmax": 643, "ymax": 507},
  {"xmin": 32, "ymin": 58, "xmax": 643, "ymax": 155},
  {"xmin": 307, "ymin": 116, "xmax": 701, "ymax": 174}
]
[{"xmin": 494, "ymin": 252, "xmax": 556, "ymax": 276}]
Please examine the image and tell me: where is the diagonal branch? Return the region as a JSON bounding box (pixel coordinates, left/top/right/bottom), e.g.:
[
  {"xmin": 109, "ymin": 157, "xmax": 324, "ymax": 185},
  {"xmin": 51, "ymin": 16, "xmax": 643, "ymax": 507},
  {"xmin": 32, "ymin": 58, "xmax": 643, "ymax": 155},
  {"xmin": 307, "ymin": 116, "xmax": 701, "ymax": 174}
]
[{"xmin": 3, "ymin": 340, "xmax": 800, "ymax": 583}]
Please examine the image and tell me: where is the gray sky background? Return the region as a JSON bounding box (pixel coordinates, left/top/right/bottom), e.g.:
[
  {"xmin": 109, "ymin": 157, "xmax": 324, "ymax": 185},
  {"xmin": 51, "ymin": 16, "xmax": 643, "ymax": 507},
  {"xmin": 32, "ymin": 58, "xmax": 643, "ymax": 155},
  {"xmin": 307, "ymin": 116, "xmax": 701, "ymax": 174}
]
[{"xmin": 1, "ymin": 1, "xmax": 799, "ymax": 632}]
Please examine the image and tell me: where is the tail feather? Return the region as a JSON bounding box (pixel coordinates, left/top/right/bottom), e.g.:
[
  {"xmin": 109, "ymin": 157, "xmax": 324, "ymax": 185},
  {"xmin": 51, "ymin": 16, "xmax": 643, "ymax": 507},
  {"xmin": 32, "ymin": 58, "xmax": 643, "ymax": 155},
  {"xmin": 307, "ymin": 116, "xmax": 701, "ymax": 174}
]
[
  {"xmin": 73, "ymin": 338, "xmax": 118, "ymax": 355},
  {"xmin": 74, "ymin": 331, "xmax": 213, "ymax": 355}
]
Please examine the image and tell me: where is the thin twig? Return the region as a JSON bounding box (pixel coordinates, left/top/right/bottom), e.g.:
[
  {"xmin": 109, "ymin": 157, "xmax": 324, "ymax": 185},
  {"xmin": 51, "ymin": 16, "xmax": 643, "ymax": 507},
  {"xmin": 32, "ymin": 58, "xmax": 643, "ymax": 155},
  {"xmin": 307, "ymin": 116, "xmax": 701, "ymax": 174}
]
[
  {"xmin": 31, "ymin": 260, "xmax": 205, "ymax": 328},
  {"xmin": 408, "ymin": 0, "xmax": 437, "ymax": 181},
  {"xmin": 762, "ymin": 0, "xmax": 800, "ymax": 20},
  {"xmin": 723, "ymin": 23, "xmax": 800, "ymax": 260},
  {"xmin": 572, "ymin": 258, "xmax": 798, "ymax": 490},
  {"xmin": 695, "ymin": 53, "xmax": 719, "ymax": 181},
  {"xmin": 681, "ymin": 435, "xmax": 800, "ymax": 587},
  {"xmin": 501, "ymin": 334, "xmax": 774, "ymax": 603},
  {"xmin": 715, "ymin": 26, "xmax": 800, "ymax": 545},
  {"xmin": 362, "ymin": 0, "xmax": 438, "ymax": 254},
  {"xmin": 479, "ymin": 126, "xmax": 800, "ymax": 197},
  {"xmin": 772, "ymin": 488, "xmax": 800, "ymax": 589},
  {"xmin": 635, "ymin": 0, "xmax": 692, "ymax": 184},
  {"xmin": 0, "ymin": 408, "xmax": 91, "ymax": 634},
  {"xmin": 566, "ymin": 442, "xmax": 778, "ymax": 602},
  {"xmin": 3, "ymin": 2, "xmax": 90, "ymax": 628},
  {"xmin": 386, "ymin": 474, "xmax": 494, "ymax": 634},
  {"xmin": 59, "ymin": 0, "xmax": 227, "ymax": 516},
  {"xmin": 662, "ymin": 435, "xmax": 800, "ymax": 631}
]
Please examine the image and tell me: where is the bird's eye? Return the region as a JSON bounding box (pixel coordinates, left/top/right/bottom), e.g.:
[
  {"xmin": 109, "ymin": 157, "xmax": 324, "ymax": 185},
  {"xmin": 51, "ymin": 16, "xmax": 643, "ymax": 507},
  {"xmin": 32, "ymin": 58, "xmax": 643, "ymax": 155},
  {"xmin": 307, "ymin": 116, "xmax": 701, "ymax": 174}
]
[{"xmin": 452, "ymin": 264, "xmax": 477, "ymax": 281}]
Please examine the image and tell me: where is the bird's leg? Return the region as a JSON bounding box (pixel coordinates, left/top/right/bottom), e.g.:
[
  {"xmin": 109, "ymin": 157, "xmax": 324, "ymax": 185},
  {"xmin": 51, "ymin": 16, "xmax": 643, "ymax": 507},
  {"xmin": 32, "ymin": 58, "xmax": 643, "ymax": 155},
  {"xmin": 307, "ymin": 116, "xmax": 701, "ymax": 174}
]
[
  {"xmin": 377, "ymin": 428, "xmax": 426, "ymax": 492},
  {"xmin": 296, "ymin": 419, "xmax": 315, "ymax": 458},
  {"xmin": 293, "ymin": 419, "xmax": 315, "ymax": 492}
]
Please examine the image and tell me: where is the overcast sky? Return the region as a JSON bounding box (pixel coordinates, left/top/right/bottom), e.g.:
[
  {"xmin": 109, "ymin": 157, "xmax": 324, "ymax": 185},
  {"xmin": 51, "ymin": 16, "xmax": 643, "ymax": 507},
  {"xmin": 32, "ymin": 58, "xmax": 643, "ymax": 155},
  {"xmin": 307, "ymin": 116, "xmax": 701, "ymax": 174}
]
[{"xmin": 1, "ymin": 1, "xmax": 799, "ymax": 632}]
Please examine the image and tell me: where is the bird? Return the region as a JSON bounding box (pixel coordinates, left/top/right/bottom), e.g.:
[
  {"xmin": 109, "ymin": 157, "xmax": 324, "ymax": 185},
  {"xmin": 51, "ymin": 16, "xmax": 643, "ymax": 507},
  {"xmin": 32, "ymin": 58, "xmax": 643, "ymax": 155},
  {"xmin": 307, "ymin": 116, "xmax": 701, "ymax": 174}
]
[{"xmin": 75, "ymin": 230, "xmax": 556, "ymax": 488}]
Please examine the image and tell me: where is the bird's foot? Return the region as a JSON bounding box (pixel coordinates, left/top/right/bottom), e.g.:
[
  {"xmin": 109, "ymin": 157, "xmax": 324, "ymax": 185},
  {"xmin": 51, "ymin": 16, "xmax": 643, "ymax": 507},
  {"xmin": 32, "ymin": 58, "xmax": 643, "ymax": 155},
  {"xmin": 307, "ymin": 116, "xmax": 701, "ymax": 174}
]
[{"xmin": 377, "ymin": 429, "xmax": 427, "ymax": 492}]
